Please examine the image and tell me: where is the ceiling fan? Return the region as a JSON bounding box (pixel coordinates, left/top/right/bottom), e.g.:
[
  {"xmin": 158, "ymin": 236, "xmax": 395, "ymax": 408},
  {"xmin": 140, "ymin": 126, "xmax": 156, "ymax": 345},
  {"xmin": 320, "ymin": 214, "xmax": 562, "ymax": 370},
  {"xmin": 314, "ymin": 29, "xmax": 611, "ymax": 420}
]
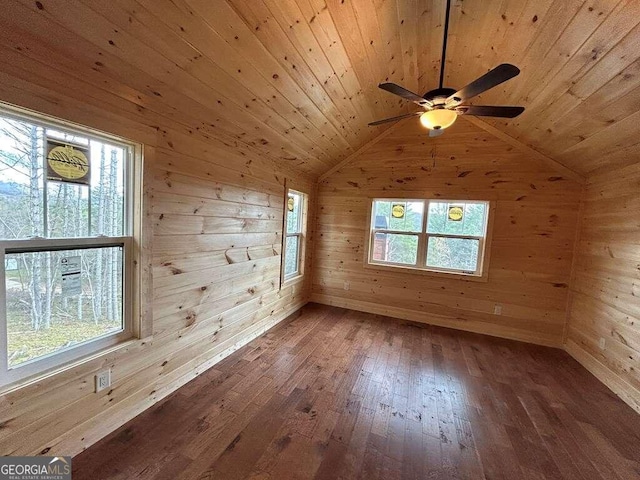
[{"xmin": 369, "ymin": 0, "xmax": 525, "ymax": 137}]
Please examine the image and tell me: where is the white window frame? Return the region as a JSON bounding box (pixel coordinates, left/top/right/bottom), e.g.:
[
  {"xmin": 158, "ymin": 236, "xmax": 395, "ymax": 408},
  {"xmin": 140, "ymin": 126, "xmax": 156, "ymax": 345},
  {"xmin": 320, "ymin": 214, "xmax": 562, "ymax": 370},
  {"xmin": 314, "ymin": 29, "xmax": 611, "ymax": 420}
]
[
  {"xmin": 0, "ymin": 104, "xmax": 138, "ymax": 388},
  {"xmin": 282, "ymin": 189, "xmax": 306, "ymax": 283},
  {"xmin": 366, "ymin": 198, "xmax": 492, "ymax": 278}
]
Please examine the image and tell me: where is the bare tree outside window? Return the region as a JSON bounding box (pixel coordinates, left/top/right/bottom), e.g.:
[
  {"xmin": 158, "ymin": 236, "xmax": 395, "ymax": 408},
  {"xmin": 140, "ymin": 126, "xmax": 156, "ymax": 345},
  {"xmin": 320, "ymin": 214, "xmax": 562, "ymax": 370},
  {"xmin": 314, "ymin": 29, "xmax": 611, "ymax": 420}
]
[{"xmin": 0, "ymin": 109, "xmax": 133, "ymax": 383}]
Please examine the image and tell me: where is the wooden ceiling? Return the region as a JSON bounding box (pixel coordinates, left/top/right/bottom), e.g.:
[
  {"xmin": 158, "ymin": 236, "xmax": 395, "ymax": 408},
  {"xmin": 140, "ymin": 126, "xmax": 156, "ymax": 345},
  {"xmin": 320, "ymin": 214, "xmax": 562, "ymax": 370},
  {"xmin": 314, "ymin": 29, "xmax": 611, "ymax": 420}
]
[{"xmin": 1, "ymin": 0, "xmax": 639, "ymax": 178}]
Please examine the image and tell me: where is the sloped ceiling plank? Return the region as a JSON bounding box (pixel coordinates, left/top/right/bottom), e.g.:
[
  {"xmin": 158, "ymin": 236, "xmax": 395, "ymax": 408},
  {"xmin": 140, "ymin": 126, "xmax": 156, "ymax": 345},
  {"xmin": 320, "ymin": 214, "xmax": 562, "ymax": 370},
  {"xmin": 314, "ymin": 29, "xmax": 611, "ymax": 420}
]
[
  {"xmin": 226, "ymin": 0, "xmax": 362, "ymax": 144},
  {"xmin": 324, "ymin": 0, "xmax": 400, "ymax": 117},
  {"xmin": 139, "ymin": 0, "xmax": 346, "ymax": 165},
  {"xmin": 0, "ymin": 3, "xmax": 314, "ymax": 178},
  {"xmin": 8, "ymin": 0, "xmax": 323, "ymax": 173},
  {"xmin": 295, "ymin": 0, "xmax": 379, "ymax": 123},
  {"xmin": 121, "ymin": 0, "xmax": 340, "ymax": 167},
  {"xmin": 184, "ymin": 0, "xmax": 356, "ymax": 166},
  {"xmin": 395, "ymin": 0, "xmax": 420, "ymax": 94},
  {"xmin": 450, "ymin": 0, "xmax": 640, "ymax": 176},
  {"xmin": 416, "ymin": 0, "xmax": 445, "ymax": 91},
  {"xmin": 262, "ymin": 0, "xmax": 367, "ymax": 139},
  {"xmin": 88, "ymin": 0, "xmax": 334, "ymax": 164},
  {"xmin": 371, "ymin": 0, "xmax": 406, "ymax": 87},
  {"xmin": 2, "ymin": 0, "xmax": 639, "ymax": 178},
  {"xmin": 514, "ymin": 0, "xmax": 637, "ymax": 133}
]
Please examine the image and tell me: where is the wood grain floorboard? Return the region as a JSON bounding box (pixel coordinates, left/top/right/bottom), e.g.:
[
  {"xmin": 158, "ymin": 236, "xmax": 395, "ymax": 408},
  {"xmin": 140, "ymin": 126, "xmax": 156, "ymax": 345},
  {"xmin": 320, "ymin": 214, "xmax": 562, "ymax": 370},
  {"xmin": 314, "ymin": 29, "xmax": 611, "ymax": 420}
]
[{"xmin": 73, "ymin": 303, "xmax": 640, "ymax": 479}]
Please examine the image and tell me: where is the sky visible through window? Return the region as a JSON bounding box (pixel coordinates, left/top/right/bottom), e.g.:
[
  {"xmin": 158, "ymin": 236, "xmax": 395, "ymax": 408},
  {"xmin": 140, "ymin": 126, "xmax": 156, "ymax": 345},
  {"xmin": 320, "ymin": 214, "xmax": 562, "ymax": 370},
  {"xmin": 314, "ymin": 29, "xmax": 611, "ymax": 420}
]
[{"xmin": 0, "ymin": 115, "xmax": 127, "ymax": 368}]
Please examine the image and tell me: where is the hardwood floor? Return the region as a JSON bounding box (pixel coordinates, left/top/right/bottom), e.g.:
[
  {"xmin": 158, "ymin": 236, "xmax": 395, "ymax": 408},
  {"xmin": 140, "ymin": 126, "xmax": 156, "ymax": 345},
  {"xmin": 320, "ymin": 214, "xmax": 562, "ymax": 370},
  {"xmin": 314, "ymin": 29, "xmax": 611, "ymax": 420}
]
[{"xmin": 73, "ymin": 303, "xmax": 640, "ymax": 479}]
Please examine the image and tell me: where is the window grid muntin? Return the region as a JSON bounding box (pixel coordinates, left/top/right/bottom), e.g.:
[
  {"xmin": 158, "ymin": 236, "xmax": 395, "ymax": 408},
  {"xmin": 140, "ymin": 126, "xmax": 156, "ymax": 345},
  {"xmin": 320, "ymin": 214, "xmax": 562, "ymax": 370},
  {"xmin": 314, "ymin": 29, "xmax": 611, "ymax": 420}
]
[
  {"xmin": 0, "ymin": 103, "xmax": 136, "ymax": 387},
  {"xmin": 369, "ymin": 199, "xmax": 489, "ymax": 276},
  {"xmin": 284, "ymin": 190, "xmax": 304, "ymax": 281}
]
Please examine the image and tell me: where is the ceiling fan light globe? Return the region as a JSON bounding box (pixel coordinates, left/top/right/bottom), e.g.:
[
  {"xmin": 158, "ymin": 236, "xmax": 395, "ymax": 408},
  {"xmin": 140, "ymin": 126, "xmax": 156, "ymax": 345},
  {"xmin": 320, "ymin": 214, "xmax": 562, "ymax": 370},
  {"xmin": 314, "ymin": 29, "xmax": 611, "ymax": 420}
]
[{"xmin": 419, "ymin": 109, "xmax": 457, "ymax": 130}]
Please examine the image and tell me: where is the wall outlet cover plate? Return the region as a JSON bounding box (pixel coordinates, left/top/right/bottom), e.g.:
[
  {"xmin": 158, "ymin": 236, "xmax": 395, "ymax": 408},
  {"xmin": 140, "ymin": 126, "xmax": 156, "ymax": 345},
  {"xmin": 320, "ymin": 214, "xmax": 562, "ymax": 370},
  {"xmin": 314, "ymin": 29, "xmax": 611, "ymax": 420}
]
[{"xmin": 96, "ymin": 370, "xmax": 111, "ymax": 393}]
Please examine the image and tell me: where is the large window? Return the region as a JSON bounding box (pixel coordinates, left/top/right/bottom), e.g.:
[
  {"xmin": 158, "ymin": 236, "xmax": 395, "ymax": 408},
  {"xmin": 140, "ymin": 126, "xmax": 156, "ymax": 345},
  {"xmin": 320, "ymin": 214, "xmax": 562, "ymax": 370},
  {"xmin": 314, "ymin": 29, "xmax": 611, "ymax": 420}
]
[
  {"xmin": 282, "ymin": 189, "xmax": 306, "ymax": 282},
  {"xmin": 368, "ymin": 199, "xmax": 490, "ymax": 276},
  {"xmin": 0, "ymin": 105, "xmax": 136, "ymax": 386}
]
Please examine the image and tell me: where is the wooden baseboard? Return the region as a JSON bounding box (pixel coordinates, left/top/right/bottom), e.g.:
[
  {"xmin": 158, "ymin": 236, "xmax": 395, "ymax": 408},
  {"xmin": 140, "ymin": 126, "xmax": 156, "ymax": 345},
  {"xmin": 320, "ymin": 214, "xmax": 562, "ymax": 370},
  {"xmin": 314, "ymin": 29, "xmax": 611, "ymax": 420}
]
[
  {"xmin": 565, "ymin": 339, "xmax": 640, "ymax": 415},
  {"xmin": 315, "ymin": 294, "xmax": 640, "ymax": 414},
  {"xmin": 66, "ymin": 300, "xmax": 307, "ymax": 457},
  {"xmin": 310, "ymin": 294, "xmax": 563, "ymax": 348}
]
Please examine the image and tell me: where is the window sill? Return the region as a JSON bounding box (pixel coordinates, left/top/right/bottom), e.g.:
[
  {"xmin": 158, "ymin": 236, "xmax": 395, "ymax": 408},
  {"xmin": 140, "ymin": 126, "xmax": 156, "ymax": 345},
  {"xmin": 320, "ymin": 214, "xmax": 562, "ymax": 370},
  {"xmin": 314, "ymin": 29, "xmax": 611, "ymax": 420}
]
[
  {"xmin": 281, "ymin": 274, "xmax": 305, "ymax": 289},
  {"xmin": 363, "ymin": 261, "xmax": 489, "ymax": 283}
]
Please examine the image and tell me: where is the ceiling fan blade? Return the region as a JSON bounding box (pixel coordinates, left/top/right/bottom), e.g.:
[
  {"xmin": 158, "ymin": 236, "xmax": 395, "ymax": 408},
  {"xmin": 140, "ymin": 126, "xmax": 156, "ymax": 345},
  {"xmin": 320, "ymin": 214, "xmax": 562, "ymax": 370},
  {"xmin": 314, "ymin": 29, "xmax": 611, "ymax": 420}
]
[
  {"xmin": 429, "ymin": 128, "xmax": 445, "ymax": 138},
  {"xmin": 378, "ymin": 83, "xmax": 431, "ymax": 106},
  {"xmin": 457, "ymin": 105, "xmax": 524, "ymax": 118},
  {"xmin": 368, "ymin": 112, "xmax": 421, "ymax": 126},
  {"xmin": 446, "ymin": 64, "xmax": 520, "ymax": 105}
]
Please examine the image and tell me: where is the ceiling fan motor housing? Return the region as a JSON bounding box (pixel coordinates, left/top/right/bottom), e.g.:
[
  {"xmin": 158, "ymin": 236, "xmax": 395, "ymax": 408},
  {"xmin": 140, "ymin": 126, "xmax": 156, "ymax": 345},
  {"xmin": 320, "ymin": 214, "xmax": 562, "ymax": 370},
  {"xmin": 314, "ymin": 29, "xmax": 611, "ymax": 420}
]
[{"xmin": 423, "ymin": 87, "xmax": 457, "ymax": 105}]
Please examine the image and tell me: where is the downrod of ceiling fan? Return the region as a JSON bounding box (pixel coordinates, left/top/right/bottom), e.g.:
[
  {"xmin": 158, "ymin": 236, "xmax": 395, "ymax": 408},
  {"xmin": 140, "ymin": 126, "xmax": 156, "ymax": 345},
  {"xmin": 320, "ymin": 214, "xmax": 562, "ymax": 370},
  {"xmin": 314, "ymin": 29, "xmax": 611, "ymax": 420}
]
[{"xmin": 439, "ymin": 0, "xmax": 452, "ymax": 90}]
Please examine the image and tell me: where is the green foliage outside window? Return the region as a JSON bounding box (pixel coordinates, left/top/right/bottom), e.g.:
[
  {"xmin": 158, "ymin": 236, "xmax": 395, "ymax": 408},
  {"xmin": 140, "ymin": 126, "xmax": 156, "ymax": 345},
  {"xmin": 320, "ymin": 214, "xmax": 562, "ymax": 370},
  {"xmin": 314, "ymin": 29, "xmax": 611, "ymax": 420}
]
[{"xmin": 370, "ymin": 199, "xmax": 488, "ymax": 274}]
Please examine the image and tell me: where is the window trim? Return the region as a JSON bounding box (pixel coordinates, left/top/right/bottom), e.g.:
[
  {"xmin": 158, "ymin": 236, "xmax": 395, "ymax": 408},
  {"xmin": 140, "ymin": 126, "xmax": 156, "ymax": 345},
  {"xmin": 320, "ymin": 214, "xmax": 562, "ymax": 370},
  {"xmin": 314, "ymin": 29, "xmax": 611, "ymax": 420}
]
[
  {"xmin": 281, "ymin": 187, "xmax": 307, "ymax": 286},
  {"xmin": 365, "ymin": 198, "xmax": 494, "ymax": 282},
  {"xmin": 0, "ymin": 103, "xmax": 142, "ymax": 389}
]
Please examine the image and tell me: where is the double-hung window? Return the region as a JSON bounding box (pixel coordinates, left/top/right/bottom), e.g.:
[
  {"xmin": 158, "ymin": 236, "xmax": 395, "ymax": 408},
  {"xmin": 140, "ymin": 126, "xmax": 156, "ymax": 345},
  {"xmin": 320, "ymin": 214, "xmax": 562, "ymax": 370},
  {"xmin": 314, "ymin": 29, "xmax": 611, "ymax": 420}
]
[
  {"xmin": 0, "ymin": 105, "xmax": 137, "ymax": 387},
  {"xmin": 368, "ymin": 199, "xmax": 490, "ymax": 277},
  {"xmin": 282, "ymin": 189, "xmax": 306, "ymax": 281}
]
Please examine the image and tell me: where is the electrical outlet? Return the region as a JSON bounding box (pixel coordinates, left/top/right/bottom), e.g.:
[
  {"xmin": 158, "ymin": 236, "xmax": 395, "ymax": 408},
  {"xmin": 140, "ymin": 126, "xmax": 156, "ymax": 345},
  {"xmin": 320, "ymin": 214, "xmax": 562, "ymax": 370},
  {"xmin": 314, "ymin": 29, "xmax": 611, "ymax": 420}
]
[
  {"xmin": 599, "ymin": 337, "xmax": 606, "ymax": 350},
  {"xmin": 343, "ymin": 281, "xmax": 350, "ymax": 291},
  {"xmin": 493, "ymin": 304, "xmax": 503, "ymax": 315},
  {"xmin": 95, "ymin": 369, "xmax": 111, "ymax": 393}
]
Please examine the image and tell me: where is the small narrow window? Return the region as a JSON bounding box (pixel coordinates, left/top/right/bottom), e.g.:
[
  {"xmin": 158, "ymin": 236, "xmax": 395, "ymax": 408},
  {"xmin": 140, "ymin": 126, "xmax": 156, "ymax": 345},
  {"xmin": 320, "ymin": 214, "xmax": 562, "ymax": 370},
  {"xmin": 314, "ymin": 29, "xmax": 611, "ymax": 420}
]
[
  {"xmin": 0, "ymin": 105, "xmax": 138, "ymax": 387},
  {"xmin": 282, "ymin": 189, "xmax": 306, "ymax": 282},
  {"xmin": 368, "ymin": 199, "xmax": 490, "ymax": 277}
]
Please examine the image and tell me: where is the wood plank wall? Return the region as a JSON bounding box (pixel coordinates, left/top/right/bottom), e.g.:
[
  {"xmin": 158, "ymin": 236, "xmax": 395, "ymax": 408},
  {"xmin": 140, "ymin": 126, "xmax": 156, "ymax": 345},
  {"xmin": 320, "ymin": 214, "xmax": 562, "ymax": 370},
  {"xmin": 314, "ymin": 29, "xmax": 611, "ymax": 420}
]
[
  {"xmin": 312, "ymin": 118, "xmax": 582, "ymax": 347},
  {"xmin": 0, "ymin": 67, "xmax": 315, "ymax": 456},
  {"xmin": 565, "ymin": 165, "xmax": 640, "ymax": 414}
]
